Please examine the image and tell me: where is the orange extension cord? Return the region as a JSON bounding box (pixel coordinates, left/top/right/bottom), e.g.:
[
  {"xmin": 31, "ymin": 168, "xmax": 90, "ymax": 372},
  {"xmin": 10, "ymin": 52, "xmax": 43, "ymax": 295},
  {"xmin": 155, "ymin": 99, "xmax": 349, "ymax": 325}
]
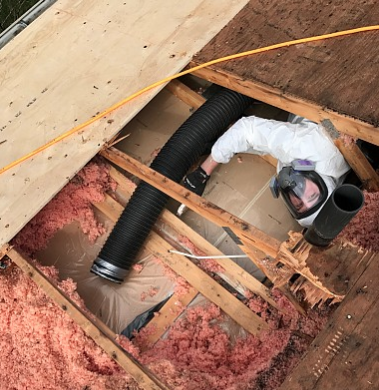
[{"xmin": 1, "ymin": 25, "xmax": 379, "ymax": 176}]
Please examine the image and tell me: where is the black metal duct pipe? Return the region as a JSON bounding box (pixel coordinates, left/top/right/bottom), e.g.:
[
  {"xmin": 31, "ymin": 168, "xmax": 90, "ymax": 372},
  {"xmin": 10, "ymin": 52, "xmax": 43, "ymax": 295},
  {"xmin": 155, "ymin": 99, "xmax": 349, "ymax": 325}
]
[
  {"xmin": 91, "ymin": 88, "xmax": 252, "ymax": 282},
  {"xmin": 304, "ymin": 184, "xmax": 364, "ymax": 247}
]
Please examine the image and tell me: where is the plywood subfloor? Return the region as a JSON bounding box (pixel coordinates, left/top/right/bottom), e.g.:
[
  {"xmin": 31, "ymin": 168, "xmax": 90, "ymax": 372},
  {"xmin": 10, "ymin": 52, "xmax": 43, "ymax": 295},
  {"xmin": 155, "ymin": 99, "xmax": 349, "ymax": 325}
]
[
  {"xmin": 192, "ymin": 0, "xmax": 379, "ymax": 144},
  {"xmin": 280, "ymin": 250, "xmax": 379, "ymax": 390},
  {"xmin": 0, "ymin": 0, "xmax": 249, "ymax": 247}
]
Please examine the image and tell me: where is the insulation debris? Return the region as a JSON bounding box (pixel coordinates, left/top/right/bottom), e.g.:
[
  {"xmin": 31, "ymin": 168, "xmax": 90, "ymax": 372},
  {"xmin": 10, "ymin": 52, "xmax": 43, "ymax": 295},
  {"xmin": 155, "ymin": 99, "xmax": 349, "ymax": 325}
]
[
  {"xmin": 4, "ymin": 159, "xmax": 332, "ymax": 389},
  {"xmin": 338, "ymin": 190, "xmax": 379, "ymax": 252},
  {"xmin": 12, "ymin": 158, "xmax": 117, "ymax": 256},
  {"xmin": 0, "ymin": 263, "xmax": 134, "ymax": 389},
  {"xmin": 122, "ymin": 292, "xmax": 330, "ymax": 390}
]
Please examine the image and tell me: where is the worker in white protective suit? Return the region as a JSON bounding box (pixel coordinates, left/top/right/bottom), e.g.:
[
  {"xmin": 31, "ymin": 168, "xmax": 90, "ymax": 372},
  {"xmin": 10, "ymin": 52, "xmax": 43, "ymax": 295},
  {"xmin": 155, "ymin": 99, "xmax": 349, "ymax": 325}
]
[{"xmin": 183, "ymin": 115, "xmax": 351, "ymax": 228}]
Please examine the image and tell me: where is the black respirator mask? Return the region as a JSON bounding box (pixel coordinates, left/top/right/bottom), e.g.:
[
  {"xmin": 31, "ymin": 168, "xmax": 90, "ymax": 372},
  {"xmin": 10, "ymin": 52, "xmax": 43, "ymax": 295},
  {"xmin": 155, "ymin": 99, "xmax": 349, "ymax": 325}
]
[{"xmin": 269, "ymin": 160, "xmax": 328, "ymax": 220}]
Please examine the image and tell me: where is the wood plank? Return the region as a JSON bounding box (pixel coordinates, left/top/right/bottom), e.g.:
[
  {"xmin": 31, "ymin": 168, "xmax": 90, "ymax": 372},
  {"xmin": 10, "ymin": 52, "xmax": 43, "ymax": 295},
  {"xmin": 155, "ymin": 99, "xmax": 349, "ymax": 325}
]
[
  {"xmin": 0, "ymin": 0, "xmax": 250, "ymax": 247},
  {"xmin": 101, "ymin": 147, "xmax": 281, "ymax": 259},
  {"xmin": 154, "ymin": 210, "xmax": 279, "ymax": 309},
  {"xmin": 94, "ymin": 187, "xmax": 280, "ymax": 310},
  {"xmin": 320, "ymin": 119, "xmax": 379, "ymax": 192},
  {"xmin": 279, "ymin": 251, "xmax": 379, "ymax": 390},
  {"xmin": 165, "ymin": 79, "xmax": 206, "ymax": 109},
  {"xmin": 104, "ymin": 163, "xmax": 303, "ymax": 314},
  {"xmin": 145, "ymin": 232, "xmax": 268, "ymax": 335},
  {"xmin": 191, "ymin": 1, "xmax": 379, "ymax": 145},
  {"xmin": 7, "ymin": 247, "xmax": 170, "ymax": 390},
  {"xmin": 189, "ymin": 66, "xmax": 379, "ymax": 147},
  {"xmin": 94, "ymin": 190, "xmax": 267, "ymax": 334},
  {"xmin": 93, "ymin": 187, "xmax": 268, "ymax": 334},
  {"xmin": 105, "ymin": 168, "xmax": 280, "ymax": 308},
  {"xmin": 141, "ymin": 287, "xmax": 199, "ymax": 349},
  {"xmin": 335, "ymin": 139, "xmax": 379, "ymax": 191}
]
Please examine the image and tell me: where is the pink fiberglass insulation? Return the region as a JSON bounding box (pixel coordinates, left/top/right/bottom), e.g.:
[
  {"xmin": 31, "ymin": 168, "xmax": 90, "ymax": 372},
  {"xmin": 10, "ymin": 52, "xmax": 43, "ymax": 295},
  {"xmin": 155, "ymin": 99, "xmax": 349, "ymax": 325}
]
[
  {"xmin": 6, "ymin": 159, "xmax": 331, "ymax": 389},
  {"xmin": 338, "ymin": 190, "xmax": 379, "ymax": 252},
  {"xmin": 120, "ymin": 290, "xmax": 331, "ymax": 390},
  {"xmin": 11, "ymin": 158, "xmax": 117, "ymax": 256},
  {"xmin": 0, "ymin": 263, "xmax": 135, "ymax": 390}
]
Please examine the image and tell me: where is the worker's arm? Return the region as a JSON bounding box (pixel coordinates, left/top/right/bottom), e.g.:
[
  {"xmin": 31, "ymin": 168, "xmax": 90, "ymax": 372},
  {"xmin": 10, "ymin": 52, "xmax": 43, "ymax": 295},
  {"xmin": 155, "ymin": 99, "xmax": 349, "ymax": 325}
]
[{"xmin": 210, "ymin": 116, "xmax": 350, "ymax": 178}]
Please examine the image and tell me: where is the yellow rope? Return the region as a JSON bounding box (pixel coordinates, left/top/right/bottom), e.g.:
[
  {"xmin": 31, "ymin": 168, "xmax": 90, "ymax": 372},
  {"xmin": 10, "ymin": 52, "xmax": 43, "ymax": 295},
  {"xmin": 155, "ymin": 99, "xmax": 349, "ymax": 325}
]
[{"xmin": 1, "ymin": 25, "xmax": 379, "ymax": 175}]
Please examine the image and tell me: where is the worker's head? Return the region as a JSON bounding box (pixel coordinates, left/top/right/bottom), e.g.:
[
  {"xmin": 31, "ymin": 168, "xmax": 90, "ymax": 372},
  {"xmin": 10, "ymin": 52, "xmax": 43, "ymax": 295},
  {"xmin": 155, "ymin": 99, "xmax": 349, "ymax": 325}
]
[{"xmin": 270, "ymin": 166, "xmax": 328, "ymax": 223}]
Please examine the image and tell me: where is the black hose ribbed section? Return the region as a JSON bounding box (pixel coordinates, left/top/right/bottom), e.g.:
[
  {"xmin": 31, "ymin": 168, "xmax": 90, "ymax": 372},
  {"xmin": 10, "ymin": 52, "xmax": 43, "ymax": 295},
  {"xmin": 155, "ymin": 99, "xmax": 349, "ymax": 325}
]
[
  {"xmin": 91, "ymin": 88, "xmax": 252, "ymax": 282},
  {"xmin": 304, "ymin": 184, "xmax": 364, "ymax": 247}
]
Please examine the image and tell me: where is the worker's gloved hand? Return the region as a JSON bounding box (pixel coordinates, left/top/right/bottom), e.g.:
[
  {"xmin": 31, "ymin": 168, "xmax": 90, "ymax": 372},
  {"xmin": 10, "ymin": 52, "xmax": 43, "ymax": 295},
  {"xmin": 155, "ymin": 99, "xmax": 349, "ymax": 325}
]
[{"xmin": 183, "ymin": 167, "xmax": 210, "ymax": 196}]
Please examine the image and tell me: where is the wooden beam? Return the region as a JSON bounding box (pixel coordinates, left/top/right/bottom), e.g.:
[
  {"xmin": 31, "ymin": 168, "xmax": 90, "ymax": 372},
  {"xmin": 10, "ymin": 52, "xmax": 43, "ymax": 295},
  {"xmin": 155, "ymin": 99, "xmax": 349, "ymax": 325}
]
[
  {"xmin": 0, "ymin": 244, "xmax": 10, "ymax": 260},
  {"xmin": 141, "ymin": 287, "xmax": 198, "ymax": 349},
  {"xmin": 101, "ymin": 147, "xmax": 281, "ymax": 259},
  {"xmin": 94, "ymin": 188, "xmax": 280, "ymax": 310},
  {"xmin": 7, "ymin": 247, "xmax": 170, "ymax": 390},
  {"xmin": 321, "ymin": 119, "xmax": 379, "ymax": 192},
  {"xmin": 165, "ymin": 79, "xmax": 206, "ymax": 109},
  {"xmin": 189, "ymin": 65, "xmax": 379, "ymax": 147},
  {"xmin": 145, "ymin": 232, "xmax": 268, "ymax": 335},
  {"xmin": 154, "ymin": 211, "xmax": 279, "ymax": 308},
  {"xmin": 104, "ymin": 169, "xmax": 281, "ymax": 308},
  {"xmin": 94, "ymin": 191, "xmax": 268, "ymax": 334}
]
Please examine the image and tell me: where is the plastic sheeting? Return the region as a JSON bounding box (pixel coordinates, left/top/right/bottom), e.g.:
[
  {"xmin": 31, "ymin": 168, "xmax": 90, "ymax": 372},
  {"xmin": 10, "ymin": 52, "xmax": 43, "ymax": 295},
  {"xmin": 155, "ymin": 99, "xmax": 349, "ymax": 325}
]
[{"xmin": 37, "ymin": 216, "xmax": 175, "ymax": 334}]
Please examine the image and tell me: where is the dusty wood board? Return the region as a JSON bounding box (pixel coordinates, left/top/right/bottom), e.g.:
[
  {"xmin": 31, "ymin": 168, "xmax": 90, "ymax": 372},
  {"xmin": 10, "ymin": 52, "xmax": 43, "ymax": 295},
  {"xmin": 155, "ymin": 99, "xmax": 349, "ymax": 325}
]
[
  {"xmin": 191, "ymin": 0, "xmax": 379, "ymax": 144},
  {"xmin": 0, "ymin": 0, "xmax": 249, "ymax": 246},
  {"xmin": 280, "ymin": 251, "xmax": 379, "ymax": 390}
]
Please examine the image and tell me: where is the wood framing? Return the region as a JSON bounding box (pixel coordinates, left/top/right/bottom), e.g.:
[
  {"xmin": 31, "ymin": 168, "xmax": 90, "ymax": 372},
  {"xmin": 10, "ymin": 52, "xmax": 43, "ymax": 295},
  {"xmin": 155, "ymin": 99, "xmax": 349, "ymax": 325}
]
[
  {"xmin": 93, "ymin": 170, "xmax": 270, "ymax": 335},
  {"xmin": 93, "ymin": 192, "xmax": 269, "ymax": 335},
  {"xmin": 166, "ymin": 80, "xmax": 206, "ymax": 109},
  {"xmin": 106, "ymin": 166, "xmax": 279, "ymax": 309},
  {"xmin": 101, "ymin": 147, "xmax": 281, "ymax": 259},
  {"xmin": 320, "ymin": 119, "xmax": 379, "ymax": 192}
]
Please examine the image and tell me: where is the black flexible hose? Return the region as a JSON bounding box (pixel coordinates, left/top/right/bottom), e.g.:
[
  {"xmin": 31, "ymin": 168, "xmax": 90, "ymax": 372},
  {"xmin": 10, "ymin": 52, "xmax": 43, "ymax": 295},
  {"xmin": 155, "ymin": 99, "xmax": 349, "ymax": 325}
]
[{"xmin": 91, "ymin": 88, "xmax": 252, "ymax": 282}]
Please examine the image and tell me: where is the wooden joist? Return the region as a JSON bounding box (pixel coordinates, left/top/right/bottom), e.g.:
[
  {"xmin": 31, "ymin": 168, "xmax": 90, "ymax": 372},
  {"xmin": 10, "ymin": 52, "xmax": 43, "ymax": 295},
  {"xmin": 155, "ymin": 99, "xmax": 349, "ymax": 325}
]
[
  {"xmin": 141, "ymin": 287, "xmax": 199, "ymax": 348},
  {"xmin": 101, "ymin": 147, "xmax": 281, "ymax": 260},
  {"xmin": 146, "ymin": 232, "xmax": 268, "ymax": 335},
  {"xmin": 321, "ymin": 119, "xmax": 379, "ymax": 192},
  {"xmin": 93, "ymin": 182, "xmax": 269, "ymax": 335},
  {"xmin": 6, "ymin": 246, "xmax": 170, "ymax": 390},
  {"xmin": 165, "ymin": 79, "xmax": 206, "ymax": 109},
  {"xmin": 188, "ymin": 66, "xmax": 379, "ymax": 148},
  {"xmin": 106, "ymin": 165, "xmax": 280, "ymax": 308}
]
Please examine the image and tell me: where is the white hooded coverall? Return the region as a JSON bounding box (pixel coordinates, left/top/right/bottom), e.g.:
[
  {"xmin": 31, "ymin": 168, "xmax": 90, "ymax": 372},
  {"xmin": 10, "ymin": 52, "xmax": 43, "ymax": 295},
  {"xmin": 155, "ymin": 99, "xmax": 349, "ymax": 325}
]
[{"xmin": 211, "ymin": 115, "xmax": 351, "ymax": 227}]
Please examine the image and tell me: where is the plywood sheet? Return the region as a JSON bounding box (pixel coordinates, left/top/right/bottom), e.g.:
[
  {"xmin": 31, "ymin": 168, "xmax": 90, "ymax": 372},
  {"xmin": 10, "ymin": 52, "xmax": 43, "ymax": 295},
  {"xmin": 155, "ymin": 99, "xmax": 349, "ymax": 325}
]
[
  {"xmin": 192, "ymin": 0, "xmax": 379, "ymax": 143},
  {"xmin": 280, "ymin": 251, "xmax": 379, "ymax": 390},
  {"xmin": 0, "ymin": 0, "xmax": 249, "ymax": 246}
]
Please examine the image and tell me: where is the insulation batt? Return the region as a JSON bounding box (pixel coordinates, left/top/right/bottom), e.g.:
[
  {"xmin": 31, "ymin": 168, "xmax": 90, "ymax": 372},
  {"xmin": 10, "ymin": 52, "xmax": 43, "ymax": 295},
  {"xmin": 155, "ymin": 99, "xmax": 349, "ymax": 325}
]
[
  {"xmin": 5, "ymin": 159, "xmax": 332, "ymax": 390},
  {"xmin": 0, "ymin": 264, "xmax": 135, "ymax": 389}
]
